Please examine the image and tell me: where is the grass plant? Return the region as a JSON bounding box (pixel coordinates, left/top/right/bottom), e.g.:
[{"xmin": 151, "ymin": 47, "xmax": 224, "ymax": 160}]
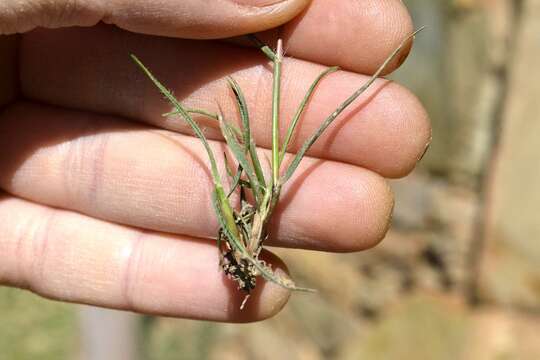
[{"xmin": 131, "ymin": 28, "xmax": 423, "ymax": 309}]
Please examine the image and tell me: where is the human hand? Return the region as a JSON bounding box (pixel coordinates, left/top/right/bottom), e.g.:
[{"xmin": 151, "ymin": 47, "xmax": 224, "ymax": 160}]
[{"xmin": 0, "ymin": 0, "xmax": 430, "ymax": 322}]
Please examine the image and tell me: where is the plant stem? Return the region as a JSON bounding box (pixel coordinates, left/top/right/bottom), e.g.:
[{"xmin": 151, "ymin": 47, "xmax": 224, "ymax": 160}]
[{"xmin": 271, "ymin": 39, "xmax": 283, "ymax": 186}]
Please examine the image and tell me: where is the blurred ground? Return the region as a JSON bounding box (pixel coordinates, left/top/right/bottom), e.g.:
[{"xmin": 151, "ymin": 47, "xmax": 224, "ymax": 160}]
[
  {"xmin": 0, "ymin": 288, "xmax": 76, "ymax": 359},
  {"xmin": 2, "ymin": 0, "xmax": 540, "ymax": 359}
]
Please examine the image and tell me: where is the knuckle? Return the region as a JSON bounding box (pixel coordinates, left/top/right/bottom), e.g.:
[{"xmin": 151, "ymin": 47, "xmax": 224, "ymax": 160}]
[
  {"xmin": 63, "ymin": 130, "xmax": 109, "ymax": 206},
  {"xmin": 21, "ymin": 208, "xmax": 57, "ymax": 291},
  {"xmin": 120, "ymin": 232, "xmax": 145, "ymax": 310}
]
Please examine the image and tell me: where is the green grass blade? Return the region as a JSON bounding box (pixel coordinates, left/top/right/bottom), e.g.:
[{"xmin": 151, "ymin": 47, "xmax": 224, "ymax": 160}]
[
  {"xmin": 163, "ymin": 109, "xmax": 243, "ymax": 137},
  {"xmin": 132, "ymin": 54, "xmax": 240, "ymax": 239},
  {"xmin": 281, "ymin": 28, "xmax": 425, "ymax": 184},
  {"xmin": 224, "ymin": 152, "xmax": 234, "ymax": 179},
  {"xmin": 271, "ymin": 40, "xmax": 283, "ymax": 185},
  {"xmin": 163, "ymin": 108, "xmax": 219, "ymax": 120},
  {"xmin": 223, "ymin": 152, "xmax": 243, "ymax": 198},
  {"xmin": 227, "ymin": 77, "xmax": 267, "ymax": 189},
  {"xmin": 227, "ymin": 77, "xmax": 250, "ymax": 146},
  {"xmin": 218, "ymin": 115, "xmax": 262, "ymax": 204},
  {"xmin": 132, "ymin": 55, "xmax": 221, "ymax": 184},
  {"xmin": 279, "ymin": 66, "xmax": 339, "ymax": 163},
  {"xmin": 212, "ymin": 189, "xmax": 245, "ymax": 249},
  {"xmin": 227, "ymin": 165, "xmax": 243, "ymax": 198}
]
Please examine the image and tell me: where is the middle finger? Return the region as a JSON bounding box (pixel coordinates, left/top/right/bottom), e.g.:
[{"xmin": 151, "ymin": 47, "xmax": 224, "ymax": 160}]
[
  {"xmin": 20, "ymin": 24, "xmax": 430, "ymax": 178},
  {"xmin": 0, "ymin": 101, "xmax": 394, "ymax": 252}
]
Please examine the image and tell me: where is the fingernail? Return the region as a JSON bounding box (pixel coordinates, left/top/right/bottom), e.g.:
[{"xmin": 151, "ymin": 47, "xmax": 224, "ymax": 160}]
[{"xmin": 232, "ymin": 0, "xmax": 288, "ymax": 6}]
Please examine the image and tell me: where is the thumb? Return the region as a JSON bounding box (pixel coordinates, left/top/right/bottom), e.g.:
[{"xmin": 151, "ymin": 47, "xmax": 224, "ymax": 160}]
[{"xmin": 0, "ymin": 0, "xmax": 311, "ymax": 38}]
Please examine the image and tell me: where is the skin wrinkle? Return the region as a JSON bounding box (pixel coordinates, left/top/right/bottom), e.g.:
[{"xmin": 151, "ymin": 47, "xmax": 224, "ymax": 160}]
[
  {"xmin": 0, "ymin": 197, "xmax": 40, "ymax": 289},
  {"xmin": 62, "ymin": 130, "xmax": 109, "ymax": 209},
  {"xmin": 12, "ymin": 204, "xmax": 41, "ymax": 289},
  {"xmin": 121, "ymin": 230, "xmax": 146, "ymax": 311},
  {"xmin": 13, "ymin": 216, "xmax": 26, "ymax": 288},
  {"xmin": 28, "ymin": 207, "xmax": 57, "ymax": 294},
  {"xmin": 88, "ymin": 131, "xmax": 109, "ymax": 208}
]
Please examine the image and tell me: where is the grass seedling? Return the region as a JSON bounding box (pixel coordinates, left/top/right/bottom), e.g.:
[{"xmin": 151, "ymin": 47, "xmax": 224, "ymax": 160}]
[{"xmin": 132, "ymin": 28, "xmax": 423, "ymax": 309}]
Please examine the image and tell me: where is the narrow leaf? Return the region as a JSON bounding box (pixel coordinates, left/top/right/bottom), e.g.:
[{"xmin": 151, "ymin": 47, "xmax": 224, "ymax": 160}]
[
  {"xmin": 223, "ymin": 152, "xmax": 243, "ymax": 198},
  {"xmin": 281, "ymin": 28, "xmax": 425, "ymax": 183},
  {"xmin": 271, "ymin": 39, "xmax": 283, "ymax": 185},
  {"xmin": 227, "ymin": 77, "xmax": 267, "ymax": 189},
  {"xmin": 163, "ymin": 108, "xmax": 219, "ymax": 120},
  {"xmin": 279, "ymin": 66, "xmax": 339, "ymax": 163},
  {"xmin": 218, "ymin": 115, "xmax": 262, "ymax": 204},
  {"xmin": 212, "ymin": 190, "xmax": 245, "ymax": 250},
  {"xmin": 227, "ymin": 165, "xmax": 243, "ymax": 198},
  {"xmin": 163, "ymin": 109, "xmax": 243, "ymax": 137},
  {"xmin": 132, "ymin": 55, "xmax": 240, "ymax": 239},
  {"xmin": 131, "ymin": 55, "xmax": 221, "ymax": 185}
]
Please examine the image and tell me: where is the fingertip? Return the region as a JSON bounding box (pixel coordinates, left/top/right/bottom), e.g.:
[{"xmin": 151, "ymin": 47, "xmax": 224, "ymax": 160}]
[
  {"xmin": 382, "ymin": 82, "xmax": 432, "ymax": 178},
  {"xmin": 357, "ymin": 176, "xmax": 395, "ymax": 251},
  {"xmin": 348, "ymin": 80, "xmax": 431, "ymax": 179},
  {"xmin": 278, "ymin": 0, "xmax": 415, "ymax": 74},
  {"xmin": 230, "ymin": 251, "xmax": 292, "ymax": 322},
  {"xmin": 254, "ymin": 258, "xmax": 293, "ymax": 320},
  {"xmin": 378, "ymin": 0, "xmax": 416, "ymax": 74},
  {"xmin": 333, "ymin": 170, "xmax": 395, "ymax": 252}
]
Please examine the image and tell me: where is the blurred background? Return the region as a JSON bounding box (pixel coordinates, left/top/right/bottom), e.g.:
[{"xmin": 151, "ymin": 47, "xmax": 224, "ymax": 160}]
[{"xmin": 2, "ymin": 0, "xmax": 539, "ymax": 359}]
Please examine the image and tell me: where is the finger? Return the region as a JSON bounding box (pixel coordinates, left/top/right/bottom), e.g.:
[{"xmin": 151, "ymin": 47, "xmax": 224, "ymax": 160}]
[
  {"xmin": 0, "ymin": 102, "xmax": 394, "ymax": 252},
  {"xmin": 253, "ymin": 0, "xmax": 415, "ymax": 74},
  {"xmin": 20, "ymin": 25, "xmax": 431, "ymax": 178},
  {"xmin": 0, "ymin": 194, "xmax": 290, "ymax": 322},
  {"xmin": 0, "ymin": 0, "xmax": 309, "ymax": 38}
]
